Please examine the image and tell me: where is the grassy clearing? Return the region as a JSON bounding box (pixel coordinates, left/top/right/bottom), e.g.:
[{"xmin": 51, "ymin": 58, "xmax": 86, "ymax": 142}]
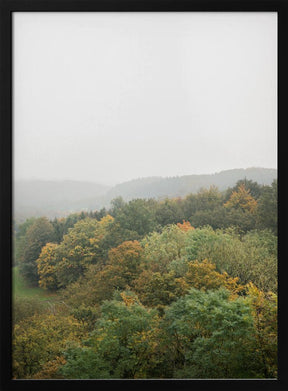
[{"xmin": 13, "ymin": 266, "xmax": 57, "ymax": 301}]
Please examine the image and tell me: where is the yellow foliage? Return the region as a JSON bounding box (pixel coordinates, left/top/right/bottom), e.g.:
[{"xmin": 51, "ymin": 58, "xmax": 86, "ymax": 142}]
[
  {"xmin": 224, "ymin": 184, "xmax": 258, "ymax": 213},
  {"xmin": 31, "ymin": 356, "xmax": 66, "ymax": 379},
  {"xmin": 108, "ymin": 240, "xmax": 143, "ymax": 265},
  {"xmin": 181, "ymin": 259, "xmax": 243, "ymax": 298},
  {"xmin": 99, "ymin": 214, "xmax": 114, "ymax": 226},
  {"xmin": 36, "ymin": 243, "xmax": 58, "ymax": 290},
  {"xmin": 246, "ymin": 282, "xmax": 278, "ymax": 377},
  {"xmin": 120, "ymin": 292, "xmax": 139, "ymax": 307},
  {"xmin": 12, "ymin": 313, "xmax": 87, "ymax": 379}
]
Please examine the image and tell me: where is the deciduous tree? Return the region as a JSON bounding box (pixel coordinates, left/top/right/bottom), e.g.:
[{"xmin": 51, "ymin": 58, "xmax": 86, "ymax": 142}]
[
  {"xmin": 164, "ymin": 288, "xmax": 260, "ymax": 378},
  {"xmin": 60, "ymin": 292, "xmax": 162, "ymax": 379},
  {"xmin": 19, "ymin": 217, "xmax": 55, "ymax": 286},
  {"xmin": 12, "ymin": 314, "xmax": 86, "ymax": 379},
  {"xmin": 224, "ymin": 184, "xmax": 258, "ymax": 213}
]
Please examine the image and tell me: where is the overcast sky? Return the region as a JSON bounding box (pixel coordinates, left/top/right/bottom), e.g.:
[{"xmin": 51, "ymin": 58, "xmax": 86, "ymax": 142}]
[{"xmin": 13, "ymin": 12, "xmax": 277, "ymax": 185}]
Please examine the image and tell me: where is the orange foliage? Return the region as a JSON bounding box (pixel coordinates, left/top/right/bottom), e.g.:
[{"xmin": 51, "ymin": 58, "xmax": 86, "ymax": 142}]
[{"xmin": 177, "ymin": 220, "xmax": 195, "ymax": 232}]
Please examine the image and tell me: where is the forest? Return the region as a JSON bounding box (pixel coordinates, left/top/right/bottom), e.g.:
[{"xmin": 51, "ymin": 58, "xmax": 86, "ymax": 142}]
[{"xmin": 12, "ymin": 178, "xmax": 277, "ymax": 379}]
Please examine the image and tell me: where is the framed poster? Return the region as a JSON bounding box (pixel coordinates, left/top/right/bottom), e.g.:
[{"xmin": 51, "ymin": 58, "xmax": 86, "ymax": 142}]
[{"xmin": 1, "ymin": 0, "xmax": 287, "ymax": 390}]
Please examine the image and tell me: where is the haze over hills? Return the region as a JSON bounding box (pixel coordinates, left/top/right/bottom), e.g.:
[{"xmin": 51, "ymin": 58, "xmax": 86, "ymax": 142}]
[
  {"xmin": 14, "ymin": 180, "xmax": 110, "ymax": 221},
  {"xmin": 105, "ymin": 167, "xmax": 277, "ymax": 201},
  {"xmin": 14, "ymin": 167, "xmax": 277, "ymax": 221}
]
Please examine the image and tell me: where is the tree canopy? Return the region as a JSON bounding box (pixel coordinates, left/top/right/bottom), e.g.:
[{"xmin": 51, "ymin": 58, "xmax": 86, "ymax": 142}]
[{"xmin": 13, "ymin": 179, "xmax": 277, "ymax": 379}]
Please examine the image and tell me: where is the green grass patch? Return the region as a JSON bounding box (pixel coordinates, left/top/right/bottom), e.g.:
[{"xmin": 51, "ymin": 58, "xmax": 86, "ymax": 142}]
[{"xmin": 13, "ymin": 266, "xmax": 57, "ymax": 301}]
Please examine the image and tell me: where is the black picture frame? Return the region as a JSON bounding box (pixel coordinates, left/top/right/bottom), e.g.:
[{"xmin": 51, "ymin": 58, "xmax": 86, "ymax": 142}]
[{"xmin": 1, "ymin": 0, "xmax": 287, "ymax": 390}]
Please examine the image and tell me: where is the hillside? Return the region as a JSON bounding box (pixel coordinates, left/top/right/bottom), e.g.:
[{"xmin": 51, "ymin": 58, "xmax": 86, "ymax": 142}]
[
  {"xmin": 14, "ymin": 167, "xmax": 277, "ymax": 220},
  {"xmin": 105, "ymin": 167, "xmax": 277, "ymax": 201},
  {"xmin": 14, "ymin": 180, "xmax": 111, "ymax": 221}
]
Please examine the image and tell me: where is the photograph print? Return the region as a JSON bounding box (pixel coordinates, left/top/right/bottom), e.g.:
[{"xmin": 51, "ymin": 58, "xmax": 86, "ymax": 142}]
[{"xmin": 12, "ymin": 11, "xmax": 277, "ymax": 380}]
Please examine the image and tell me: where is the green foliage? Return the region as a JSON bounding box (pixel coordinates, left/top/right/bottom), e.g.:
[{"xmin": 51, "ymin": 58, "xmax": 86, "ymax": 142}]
[
  {"xmin": 141, "ymin": 224, "xmax": 187, "ymax": 273},
  {"xmin": 186, "ymin": 182, "xmax": 276, "ymax": 233},
  {"xmin": 184, "ymin": 226, "xmax": 219, "ymax": 261},
  {"xmin": 70, "ymin": 304, "xmax": 100, "ymax": 331},
  {"xmin": 113, "ymin": 198, "xmax": 158, "ymax": 237},
  {"xmin": 14, "ymin": 218, "xmax": 36, "ymax": 265},
  {"xmin": 13, "ymin": 177, "xmax": 277, "ymax": 380},
  {"xmin": 155, "ymin": 198, "xmax": 185, "ymax": 226},
  {"xmin": 60, "ymin": 292, "xmax": 161, "ymax": 379},
  {"xmin": 37, "ymin": 215, "xmax": 115, "ymax": 290},
  {"xmin": 190, "ymin": 205, "xmax": 257, "ymax": 232},
  {"xmin": 50, "ymin": 213, "xmax": 88, "ymax": 244},
  {"xmin": 225, "ymin": 179, "xmax": 263, "ymax": 201},
  {"xmin": 184, "ymin": 227, "xmax": 277, "ymax": 293},
  {"xmin": 99, "ymin": 220, "xmax": 140, "ymax": 257},
  {"xmin": 183, "ymin": 186, "xmax": 224, "ymax": 218},
  {"xmin": 167, "ymin": 257, "xmax": 189, "ymax": 278},
  {"xmin": 109, "ymin": 196, "xmax": 126, "ymax": 215},
  {"xmin": 256, "ymin": 180, "xmax": 277, "ymax": 234},
  {"xmin": 164, "ymin": 289, "xmax": 260, "ymax": 378},
  {"xmin": 52, "ymin": 217, "xmax": 102, "ymax": 288},
  {"xmin": 62, "ymin": 241, "xmax": 144, "ymax": 307},
  {"xmin": 60, "ymin": 265, "xmax": 104, "ymax": 308},
  {"xmin": 19, "ymin": 217, "xmax": 55, "ymax": 286}
]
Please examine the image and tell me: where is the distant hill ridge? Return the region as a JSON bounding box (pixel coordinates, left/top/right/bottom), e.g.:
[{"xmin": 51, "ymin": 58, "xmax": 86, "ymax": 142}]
[
  {"xmin": 14, "ymin": 167, "xmax": 277, "ymax": 220},
  {"xmin": 105, "ymin": 167, "xmax": 277, "ymax": 201}
]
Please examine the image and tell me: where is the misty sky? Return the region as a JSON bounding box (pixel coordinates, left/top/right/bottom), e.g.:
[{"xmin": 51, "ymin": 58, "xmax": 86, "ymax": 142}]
[{"xmin": 13, "ymin": 12, "xmax": 277, "ymax": 185}]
